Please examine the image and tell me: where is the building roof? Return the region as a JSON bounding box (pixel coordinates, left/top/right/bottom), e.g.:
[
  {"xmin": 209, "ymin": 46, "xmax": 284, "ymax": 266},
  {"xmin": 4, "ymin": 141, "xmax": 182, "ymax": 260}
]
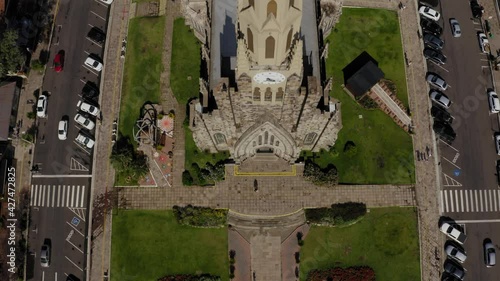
[
  {"xmin": 0, "ymin": 82, "xmax": 17, "ymax": 141},
  {"xmin": 343, "ymin": 52, "xmax": 385, "ymax": 97}
]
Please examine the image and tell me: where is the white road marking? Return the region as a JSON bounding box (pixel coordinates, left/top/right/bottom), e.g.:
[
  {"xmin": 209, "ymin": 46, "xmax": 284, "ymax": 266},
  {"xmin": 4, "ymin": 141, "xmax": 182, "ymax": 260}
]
[
  {"xmin": 66, "ymin": 238, "xmax": 83, "ymax": 254},
  {"xmin": 51, "ymin": 185, "xmax": 55, "ymax": 207},
  {"xmin": 90, "ymin": 10, "xmax": 106, "ymax": 21},
  {"xmin": 42, "ymin": 271, "xmax": 45, "ymax": 281},
  {"xmin": 456, "ymin": 219, "xmax": 500, "ymax": 223},
  {"xmin": 440, "ymin": 190, "xmax": 444, "ymax": 214},
  {"xmin": 57, "ymin": 185, "xmax": 61, "ymax": 207},
  {"xmin": 62, "ymin": 185, "xmax": 66, "ymax": 207},
  {"xmin": 480, "ymin": 190, "xmax": 484, "ymax": 212},
  {"xmin": 85, "ymin": 37, "xmax": 103, "ymax": 48},
  {"xmin": 66, "ymin": 186, "xmax": 70, "ymax": 207},
  {"xmin": 442, "ymin": 156, "xmax": 461, "ymax": 169},
  {"xmin": 444, "ymin": 190, "xmax": 449, "ymax": 213},
  {"xmin": 71, "ymin": 186, "xmax": 76, "ymax": 207},
  {"xmin": 475, "ymin": 190, "xmax": 479, "ymax": 212},
  {"xmin": 55, "ymin": 272, "xmax": 57, "ymax": 281},
  {"xmin": 80, "ymin": 186, "xmax": 85, "ymax": 207},
  {"xmin": 489, "ymin": 190, "xmax": 493, "ymax": 212},
  {"xmin": 41, "ymin": 185, "xmax": 45, "ymax": 207},
  {"xmin": 65, "ymin": 256, "xmax": 84, "ymax": 271},
  {"xmin": 82, "ymin": 64, "xmax": 99, "ymax": 76},
  {"xmin": 66, "ymin": 221, "xmax": 85, "ymax": 237},
  {"xmin": 440, "ymin": 139, "xmax": 459, "ymax": 152},
  {"xmin": 466, "ymin": 190, "xmax": 470, "ymax": 212},
  {"xmin": 460, "ymin": 190, "xmax": 464, "ymax": 212}
]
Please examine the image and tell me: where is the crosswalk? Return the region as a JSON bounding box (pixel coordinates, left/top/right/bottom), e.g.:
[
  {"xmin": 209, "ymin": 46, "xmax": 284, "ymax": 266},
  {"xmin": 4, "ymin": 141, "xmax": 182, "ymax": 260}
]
[
  {"xmin": 31, "ymin": 185, "xmax": 87, "ymax": 208},
  {"xmin": 441, "ymin": 189, "xmax": 500, "ymax": 213}
]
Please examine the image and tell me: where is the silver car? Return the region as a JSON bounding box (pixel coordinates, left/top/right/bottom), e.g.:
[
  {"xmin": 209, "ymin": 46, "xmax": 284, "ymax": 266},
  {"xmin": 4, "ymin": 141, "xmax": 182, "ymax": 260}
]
[
  {"xmin": 430, "ymin": 90, "xmax": 451, "ymax": 108},
  {"xmin": 445, "ymin": 244, "xmax": 467, "ymax": 263},
  {"xmin": 426, "ymin": 73, "xmax": 448, "ymax": 90},
  {"xmin": 484, "ymin": 239, "xmax": 497, "ymax": 267},
  {"xmin": 488, "ymin": 91, "xmax": 500, "ymax": 113},
  {"xmin": 450, "ymin": 18, "xmax": 461, "ymax": 37},
  {"xmin": 40, "ymin": 244, "xmax": 50, "ymax": 267}
]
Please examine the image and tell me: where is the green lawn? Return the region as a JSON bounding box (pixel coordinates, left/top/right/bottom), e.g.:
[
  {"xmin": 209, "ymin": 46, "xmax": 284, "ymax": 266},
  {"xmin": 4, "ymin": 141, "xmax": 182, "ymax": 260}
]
[
  {"xmin": 111, "ymin": 210, "xmax": 229, "ymax": 281},
  {"xmin": 171, "ymin": 18, "xmax": 201, "ymax": 106},
  {"xmin": 119, "ymin": 16, "xmax": 165, "ymax": 141},
  {"xmin": 300, "ymin": 207, "xmax": 421, "ymax": 281},
  {"xmin": 302, "ymin": 8, "xmax": 414, "ymax": 184}
]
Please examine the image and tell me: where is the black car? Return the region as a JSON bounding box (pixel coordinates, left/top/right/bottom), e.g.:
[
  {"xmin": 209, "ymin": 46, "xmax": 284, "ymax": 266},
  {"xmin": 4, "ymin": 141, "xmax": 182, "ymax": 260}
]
[
  {"xmin": 424, "ymin": 33, "xmax": 444, "ymax": 50},
  {"xmin": 434, "ymin": 121, "xmax": 456, "ymax": 144},
  {"xmin": 470, "ymin": 0, "xmax": 484, "ymax": 18},
  {"xmin": 431, "ymin": 106, "xmax": 453, "ymax": 124},
  {"xmin": 81, "ymin": 81, "xmax": 100, "ymax": 100},
  {"xmin": 421, "ymin": 18, "xmax": 443, "ymax": 35},
  {"xmin": 87, "ymin": 27, "xmax": 106, "ymax": 44},
  {"xmin": 496, "ymin": 160, "xmax": 500, "ymax": 185},
  {"xmin": 443, "ymin": 260, "xmax": 465, "ymax": 280},
  {"xmin": 424, "ymin": 48, "xmax": 447, "ymax": 64}
]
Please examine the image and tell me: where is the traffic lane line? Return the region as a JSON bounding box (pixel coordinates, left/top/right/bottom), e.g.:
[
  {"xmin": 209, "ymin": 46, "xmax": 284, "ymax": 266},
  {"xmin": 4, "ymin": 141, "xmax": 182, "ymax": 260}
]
[
  {"xmin": 439, "ymin": 139, "xmax": 459, "ymax": 152},
  {"xmin": 441, "ymin": 156, "xmax": 461, "ymax": 170},
  {"xmin": 65, "ymin": 236, "xmax": 84, "ymax": 254}
]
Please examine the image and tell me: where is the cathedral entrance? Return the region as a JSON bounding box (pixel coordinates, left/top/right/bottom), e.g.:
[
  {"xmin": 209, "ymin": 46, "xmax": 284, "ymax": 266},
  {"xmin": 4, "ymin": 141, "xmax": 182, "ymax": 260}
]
[{"xmin": 256, "ymin": 147, "xmax": 274, "ymax": 154}]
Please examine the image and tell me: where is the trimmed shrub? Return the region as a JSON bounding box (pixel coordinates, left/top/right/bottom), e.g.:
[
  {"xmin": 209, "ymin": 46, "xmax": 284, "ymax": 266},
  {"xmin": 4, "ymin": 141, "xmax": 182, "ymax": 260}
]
[
  {"xmin": 182, "ymin": 170, "xmax": 194, "ymax": 185},
  {"xmin": 157, "ymin": 274, "xmax": 221, "ymax": 281},
  {"xmin": 172, "ymin": 205, "xmax": 227, "ymax": 227},
  {"xmin": 306, "ymin": 266, "xmax": 375, "ymax": 281},
  {"xmin": 303, "ymin": 160, "xmax": 338, "ymax": 186},
  {"xmin": 305, "ymin": 202, "xmax": 366, "ymax": 226}
]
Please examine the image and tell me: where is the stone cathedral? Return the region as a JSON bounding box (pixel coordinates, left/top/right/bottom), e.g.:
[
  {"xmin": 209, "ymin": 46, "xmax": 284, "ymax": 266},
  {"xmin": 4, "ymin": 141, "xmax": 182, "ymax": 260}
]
[{"xmin": 185, "ymin": 0, "xmax": 343, "ymax": 164}]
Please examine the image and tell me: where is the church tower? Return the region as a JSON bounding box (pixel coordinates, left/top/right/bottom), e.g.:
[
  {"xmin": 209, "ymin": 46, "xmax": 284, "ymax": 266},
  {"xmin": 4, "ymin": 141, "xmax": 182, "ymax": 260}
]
[{"xmin": 188, "ymin": 0, "xmax": 342, "ymax": 164}]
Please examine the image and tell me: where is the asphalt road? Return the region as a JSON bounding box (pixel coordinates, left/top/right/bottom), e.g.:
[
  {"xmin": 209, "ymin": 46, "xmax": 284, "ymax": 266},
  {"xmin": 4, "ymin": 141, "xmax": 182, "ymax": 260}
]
[
  {"xmin": 27, "ymin": 0, "xmax": 111, "ymax": 280},
  {"xmin": 423, "ymin": 0, "xmax": 500, "ymax": 280}
]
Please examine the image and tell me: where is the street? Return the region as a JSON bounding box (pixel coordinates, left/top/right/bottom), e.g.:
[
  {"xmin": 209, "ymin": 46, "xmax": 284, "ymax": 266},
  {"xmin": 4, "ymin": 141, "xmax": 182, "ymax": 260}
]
[
  {"xmin": 426, "ymin": 0, "xmax": 500, "ymax": 280},
  {"xmin": 27, "ymin": 0, "xmax": 111, "ymax": 280}
]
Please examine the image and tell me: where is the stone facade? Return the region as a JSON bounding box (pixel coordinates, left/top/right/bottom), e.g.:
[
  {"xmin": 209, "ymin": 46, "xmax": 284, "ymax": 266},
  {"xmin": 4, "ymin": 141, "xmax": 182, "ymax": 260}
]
[{"xmin": 186, "ymin": 0, "xmax": 343, "ymax": 163}]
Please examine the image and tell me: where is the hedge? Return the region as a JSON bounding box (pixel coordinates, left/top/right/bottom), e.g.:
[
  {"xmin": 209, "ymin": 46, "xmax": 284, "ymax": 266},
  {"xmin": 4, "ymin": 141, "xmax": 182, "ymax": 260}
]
[
  {"xmin": 173, "ymin": 205, "xmax": 227, "ymax": 227},
  {"xmin": 305, "ymin": 202, "xmax": 366, "ymax": 226},
  {"xmin": 157, "ymin": 274, "xmax": 221, "ymax": 281},
  {"xmin": 303, "ymin": 160, "xmax": 339, "ymax": 186},
  {"xmin": 306, "ymin": 266, "xmax": 375, "ymax": 281}
]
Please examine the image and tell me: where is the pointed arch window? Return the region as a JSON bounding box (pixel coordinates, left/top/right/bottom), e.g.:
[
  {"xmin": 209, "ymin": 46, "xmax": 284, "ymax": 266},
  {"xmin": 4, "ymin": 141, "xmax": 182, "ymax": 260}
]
[
  {"xmin": 253, "ymin": 87, "xmax": 261, "ymax": 101},
  {"xmin": 247, "ymin": 27, "xmax": 254, "ymax": 52},
  {"xmin": 265, "ymin": 87, "xmax": 272, "ymax": 101},
  {"xmin": 286, "ymin": 28, "xmax": 293, "ymax": 51},
  {"xmin": 276, "ymin": 87, "xmax": 284, "ymax": 101},
  {"xmin": 267, "ymin": 0, "xmax": 277, "ymax": 17},
  {"xmin": 265, "ymin": 36, "xmax": 275, "ymax": 59}
]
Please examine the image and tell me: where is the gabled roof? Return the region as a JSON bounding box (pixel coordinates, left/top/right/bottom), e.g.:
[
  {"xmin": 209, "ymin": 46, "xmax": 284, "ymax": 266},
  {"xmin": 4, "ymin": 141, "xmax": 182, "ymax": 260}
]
[{"xmin": 343, "ymin": 52, "xmax": 385, "ymax": 97}]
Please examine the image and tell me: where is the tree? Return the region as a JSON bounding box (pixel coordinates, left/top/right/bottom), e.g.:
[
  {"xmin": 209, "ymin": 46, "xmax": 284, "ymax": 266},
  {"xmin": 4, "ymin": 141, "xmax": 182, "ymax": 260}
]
[
  {"xmin": 0, "ymin": 30, "xmax": 26, "ymax": 76},
  {"xmin": 182, "ymin": 170, "xmax": 194, "ymax": 185},
  {"xmin": 110, "ymin": 137, "xmax": 149, "ymax": 182}
]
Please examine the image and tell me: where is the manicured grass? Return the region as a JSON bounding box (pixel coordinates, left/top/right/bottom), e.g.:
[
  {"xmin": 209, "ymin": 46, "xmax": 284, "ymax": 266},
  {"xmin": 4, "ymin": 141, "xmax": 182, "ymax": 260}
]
[
  {"xmin": 111, "ymin": 210, "xmax": 229, "ymax": 281},
  {"xmin": 302, "ymin": 8, "xmax": 414, "ymax": 184},
  {"xmin": 119, "ymin": 16, "xmax": 165, "ymax": 142},
  {"xmin": 171, "ymin": 18, "xmax": 201, "ymax": 106},
  {"xmin": 300, "ymin": 207, "xmax": 421, "ymax": 281}
]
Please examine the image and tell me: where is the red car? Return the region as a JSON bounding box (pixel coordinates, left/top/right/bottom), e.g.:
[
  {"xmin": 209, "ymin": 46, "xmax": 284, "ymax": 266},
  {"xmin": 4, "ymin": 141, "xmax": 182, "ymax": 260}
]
[{"xmin": 54, "ymin": 52, "xmax": 64, "ymax": 72}]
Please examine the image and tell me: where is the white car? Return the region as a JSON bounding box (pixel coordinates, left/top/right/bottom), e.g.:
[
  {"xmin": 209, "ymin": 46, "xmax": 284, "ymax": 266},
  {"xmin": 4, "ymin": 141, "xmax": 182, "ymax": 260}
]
[
  {"xmin": 488, "ymin": 91, "xmax": 500, "ymax": 113},
  {"xmin": 478, "ymin": 32, "xmax": 489, "ymax": 53},
  {"xmin": 440, "ymin": 222, "xmax": 467, "ymax": 244},
  {"xmin": 75, "ymin": 133, "xmax": 95, "ymax": 149},
  {"xmin": 36, "ymin": 95, "xmax": 48, "ymax": 118},
  {"xmin": 419, "ymin": 6, "xmax": 440, "ymax": 21},
  {"xmin": 84, "ymin": 56, "xmax": 103, "ymax": 72},
  {"xmin": 74, "ymin": 113, "xmax": 96, "ymax": 130},
  {"xmin": 430, "ymin": 90, "xmax": 451, "ymax": 109},
  {"xmin": 445, "ymin": 244, "xmax": 467, "ymax": 263},
  {"xmin": 99, "ymin": 0, "xmax": 113, "ymax": 4},
  {"xmin": 77, "ymin": 100, "xmax": 100, "ymax": 117},
  {"xmin": 484, "ymin": 240, "xmax": 496, "ymax": 267},
  {"xmin": 450, "ymin": 18, "xmax": 461, "ymax": 38},
  {"xmin": 58, "ymin": 120, "xmax": 68, "ymax": 140}
]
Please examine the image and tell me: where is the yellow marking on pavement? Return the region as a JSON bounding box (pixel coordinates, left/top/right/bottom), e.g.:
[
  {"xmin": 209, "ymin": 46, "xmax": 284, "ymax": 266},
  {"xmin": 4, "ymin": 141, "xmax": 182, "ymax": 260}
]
[{"xmin": 233, "ymin": 165, "xmax": 296, "ymax": 176}]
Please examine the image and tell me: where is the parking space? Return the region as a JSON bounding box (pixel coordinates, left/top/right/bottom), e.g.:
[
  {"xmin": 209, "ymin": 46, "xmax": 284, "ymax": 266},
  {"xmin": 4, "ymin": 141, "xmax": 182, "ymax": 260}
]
[{"xmin": 63, "ymin": 209, "xmax": 87, "ymax": 273}]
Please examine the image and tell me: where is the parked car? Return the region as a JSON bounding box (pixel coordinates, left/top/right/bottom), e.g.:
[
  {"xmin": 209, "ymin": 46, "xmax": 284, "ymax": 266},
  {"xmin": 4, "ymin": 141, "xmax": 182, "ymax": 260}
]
[
  {"xmin": 430, "ymin": 90, "xmax": 451, "ymax": 108},
  {"xmin": 58, "ymin": 119, "xmax": 68, "ymax": 140},
  {"xmin": 445, "ymin": 244, "xmax": 467, "ymax": 263},
  {"xmin": 53, "ymin": 51, "xmax": 64, "ymax": 72},
  {"xmin": 75, "ymin": 133, "xmax": 95, "ymax": 149},
  {"xmin": 81, "ymin": 81, "xmax": 99, "ymax": 99},
  {"xmin": 443, "ymin": 260, "xmax": 466, "ymax": 280},
  {"xmin": 424, "ymin": 48, "xmax": 447, "ymax": 65},
  {"xmin": 495, "ymin": 134, "xmax": 500, "ymax": 155},
  {"xmin": 74, "ymin": 113, "xmax": 96, "ymax": 130},
  {"xmin": 496, "ymin": 160, "xmax": 500, "ymax": 185},
  {"xmin": 440, "ymin": 222, "xmax": 467, "ymax": 244},
  {"xmin": 40, "ymin": 244, "xmax": 50, "ymax": 267},
  {"xmin": 449, "ymin": 18, "xmax": 461, "ymax": 37},
  {"xmin": 424, "ymin": 33, "xmax": 444, "ymax": 50},
  {"xmin": 478, "ymin": 32, "xmax": 489, "ymax": 53},
  {"xmin": 426, "ymin": 73, "xmax": 448, "ymax": 90},
  {"xmin": 488, "ymin": 91, "xmax": 500, "ymax": 113},
  {"xmin": 421, "ymin": 18, "xmax": 443, "ymax": 35},
  {"xmin": 87, "ymin": 27, "xmax": 106, "ymax": 44},
  {"xmin": 431, "ymin": 106, "xmax": 453, "ymax": 124},
  {"xmin": 470, "ymin": 0, "xmax": 484, "ymax": 18},
  {"xmin": 434, "ymin": 121, "xmax": 456, "ymax": 144},
  {"xmin": 36, "ymin": 94, "xmax": 48, "ymax": 118},
  {"xmin": 484, "ymin": 239, "xmax": 496, "ymax": 267},
  {"xmin": 84, "ymin": 56, "xmax": 103, "ymax": 72},
  {"xmin": 77, "ymin": 100, "xmax": 100, "ymax": 117},
  {"xmin": 419, "ymin": 6, "xmax": 440, "ymax": 21},
  {"xmin": 99, "ymin": 0, "xmax": 113, "ymax": 4}
]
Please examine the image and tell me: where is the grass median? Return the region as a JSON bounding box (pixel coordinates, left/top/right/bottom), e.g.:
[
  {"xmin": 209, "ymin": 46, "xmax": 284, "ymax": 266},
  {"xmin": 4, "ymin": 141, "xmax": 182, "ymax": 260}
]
[
  {"xmin": 300, "ymin": 207, "xmax": 421, "ymax": 281},
  {"xmin": 111, "ymin": 210, "xmax": 229, "ymax": 281},
  {"xmin": 302, "ymin": 8, "xmax": 414, "ymax": 184}
]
